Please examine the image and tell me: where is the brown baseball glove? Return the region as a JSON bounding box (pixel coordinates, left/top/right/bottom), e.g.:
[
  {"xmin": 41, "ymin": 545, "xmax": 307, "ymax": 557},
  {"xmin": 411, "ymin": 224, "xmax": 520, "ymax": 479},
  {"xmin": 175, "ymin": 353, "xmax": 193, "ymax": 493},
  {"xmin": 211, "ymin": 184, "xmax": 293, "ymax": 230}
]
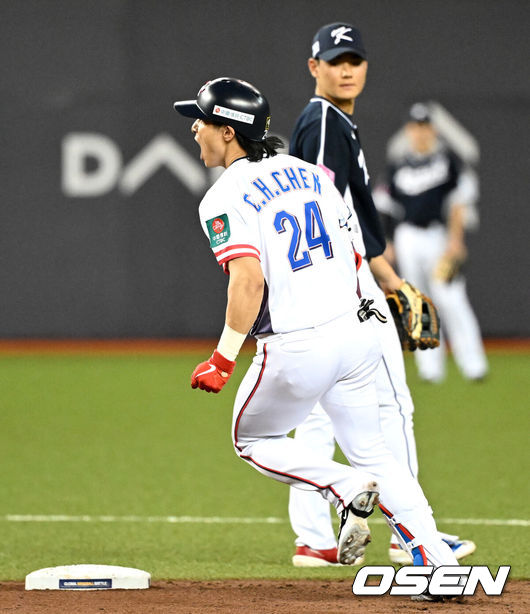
[{"xmin": 386, "ymin": 281, "xmax": 441, "ymax": 351}]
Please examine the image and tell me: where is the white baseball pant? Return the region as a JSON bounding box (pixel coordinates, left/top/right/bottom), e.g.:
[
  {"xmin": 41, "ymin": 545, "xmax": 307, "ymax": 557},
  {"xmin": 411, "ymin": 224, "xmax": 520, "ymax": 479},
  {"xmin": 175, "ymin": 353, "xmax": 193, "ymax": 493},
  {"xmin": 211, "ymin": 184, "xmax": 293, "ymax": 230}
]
[
  {"xmin": 394, "ymin": 222, "xmax": 488, "ymax": 382},
  {"xmin": 289, "ymin": 260, "xmax": 418, "ymax": 550},
  {"xmin": 234, "ymin": 310, "xmax": 456, "ymax": 566}
]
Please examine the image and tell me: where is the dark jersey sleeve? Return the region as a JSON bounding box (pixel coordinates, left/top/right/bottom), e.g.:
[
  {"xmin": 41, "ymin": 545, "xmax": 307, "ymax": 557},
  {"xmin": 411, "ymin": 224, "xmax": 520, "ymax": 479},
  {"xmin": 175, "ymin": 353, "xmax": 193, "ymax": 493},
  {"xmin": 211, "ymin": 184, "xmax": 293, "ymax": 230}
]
[
  {"xmin": 289, "ymin": 118, "xmax": 320, "ymax": 168},
  {"xmin": 379, "ymin": 212, "xmax": 399, "ymax": 242},
  {"xmin": 349, "ymin": 126, "xmax": 386, "ymax": 258},
  {"xmin": 448, "ymin": 150, "xmax": 463, "ymax": 185},
  {"xmin": 290, "ymin": 103, "xmax": 385, "ymax": 259},
  {"xmin": 388, "ymin": 163, "xmax": 399, "ymax": 201},
  {"xmin": 290, "ymin": 110, "xmax": 355, "ymax": 196}
]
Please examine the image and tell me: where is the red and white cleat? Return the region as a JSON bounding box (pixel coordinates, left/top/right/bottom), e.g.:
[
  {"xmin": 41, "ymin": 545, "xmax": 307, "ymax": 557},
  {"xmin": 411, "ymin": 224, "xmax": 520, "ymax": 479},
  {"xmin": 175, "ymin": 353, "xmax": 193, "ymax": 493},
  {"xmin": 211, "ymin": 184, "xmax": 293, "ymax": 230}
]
[{"xmin": 292, "ymin": 545, "xmax": 339, "ymax": 567}]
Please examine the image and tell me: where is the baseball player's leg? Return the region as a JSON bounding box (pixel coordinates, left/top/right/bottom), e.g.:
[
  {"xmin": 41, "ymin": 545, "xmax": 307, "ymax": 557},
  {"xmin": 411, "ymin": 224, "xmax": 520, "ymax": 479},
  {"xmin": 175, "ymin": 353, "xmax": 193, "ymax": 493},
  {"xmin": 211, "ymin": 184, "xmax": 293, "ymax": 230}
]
[
  {"xmin": 357, "ymin": 263, "xmax": 419, "ymax": 477},
  {"xmin": 233, "ymin": 320, "xmax": 383, "ymax": 565},
  {"xmin": 320, "ymin": 379, "xmax": 456, "ymax": 567},
  {"xmin": 289, "ymin": 405, "xmax": 337, "ymax": 550},
  {"xmin": 376, "ymin": 338, "xmax": 418, "ymax": 475},
  {"xmin": 361, "ymin": 282, "xmax": 474, "ymax": 560},
  {"xmin": 232, "ymin": 326, "xmax": 380, "ymax": 514},
  {"xmin": 429, "ymin": 277, "xmax": 488, "ymax": 379},
  {"xmin": 414, "ymin": 339, "xmax": 446, "ymax": 382},
  {"xmin": 394, "ymin": 223, "xmax": 446, "ymax": 382},
  {"xmin": 287, "ymin": 320, "xmax": 420, "ymax": 559}
]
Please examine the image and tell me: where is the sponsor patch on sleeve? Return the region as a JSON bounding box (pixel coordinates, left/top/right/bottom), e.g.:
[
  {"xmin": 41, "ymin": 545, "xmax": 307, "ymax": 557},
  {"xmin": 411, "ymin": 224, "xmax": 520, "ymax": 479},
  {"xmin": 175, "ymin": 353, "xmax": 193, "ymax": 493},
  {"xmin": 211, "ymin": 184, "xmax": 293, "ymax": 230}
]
[{"xmin": 206, "ymin": 214, "xmax": 231, "ymax": 248}]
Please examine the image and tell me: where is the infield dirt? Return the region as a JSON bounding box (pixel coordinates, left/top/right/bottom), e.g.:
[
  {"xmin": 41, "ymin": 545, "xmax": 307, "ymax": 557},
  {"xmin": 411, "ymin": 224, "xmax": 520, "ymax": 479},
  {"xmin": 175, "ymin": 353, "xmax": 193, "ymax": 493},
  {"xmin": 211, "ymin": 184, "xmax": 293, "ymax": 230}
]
[{"xmin": 1, "ymin": 579, "xmax": 528, "ymax": 613}]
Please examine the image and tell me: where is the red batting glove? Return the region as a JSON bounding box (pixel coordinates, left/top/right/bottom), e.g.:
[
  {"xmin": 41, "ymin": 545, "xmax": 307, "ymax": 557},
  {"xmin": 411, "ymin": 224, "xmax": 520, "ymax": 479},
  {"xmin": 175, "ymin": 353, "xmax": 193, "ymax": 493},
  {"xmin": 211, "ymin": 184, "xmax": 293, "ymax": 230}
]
[{"xmin": 190, "ymin": 350, "xmax": 236, "ymax": 393}]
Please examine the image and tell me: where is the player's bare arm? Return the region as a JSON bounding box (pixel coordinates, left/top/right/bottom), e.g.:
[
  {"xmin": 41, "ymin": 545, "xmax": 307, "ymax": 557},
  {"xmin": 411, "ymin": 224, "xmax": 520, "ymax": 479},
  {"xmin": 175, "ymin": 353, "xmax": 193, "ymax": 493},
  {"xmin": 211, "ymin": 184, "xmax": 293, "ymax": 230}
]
[
  {"xmin": 368, "ymin": 254, "xmax": 402, "ymax": 294},
  {"xmin": 189, "ymin": 257, "xmax": 264, "ymax": 394},
  {"xmin": 225, "ymin": 257, "xmax": 264, "ymax": 334},
  {"xmin": 432, "ymin": 202, "xmax": 468, "ymax": 283},
  {"xmin": 445, "ymin": 203, "xmax": 467, "ymax": 260}
]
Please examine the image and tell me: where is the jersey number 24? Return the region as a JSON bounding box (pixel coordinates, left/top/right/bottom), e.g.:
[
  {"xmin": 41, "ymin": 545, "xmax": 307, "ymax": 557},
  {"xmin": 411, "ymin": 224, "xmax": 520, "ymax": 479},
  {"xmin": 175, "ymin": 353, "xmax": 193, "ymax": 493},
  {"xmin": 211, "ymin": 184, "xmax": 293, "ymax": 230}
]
[{"xmin": 274, "ymin": 200, "xmax": 333, "ymax": 272}]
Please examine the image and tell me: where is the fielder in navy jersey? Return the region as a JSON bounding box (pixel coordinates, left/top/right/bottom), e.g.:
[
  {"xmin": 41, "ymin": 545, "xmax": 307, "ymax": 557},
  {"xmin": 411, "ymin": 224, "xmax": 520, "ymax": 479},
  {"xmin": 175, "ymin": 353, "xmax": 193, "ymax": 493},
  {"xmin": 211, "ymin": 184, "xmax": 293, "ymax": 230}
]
[
  {"xmin": 375, "ymin": 102, "xmax": 488, "ymax": 383},
  {"xmin": 290, "ymin": 97, "xmax": 386, "ymax": 260},
  {"xmin": 286, "ymin": 22, "xmax": 476, "ymax": 571}
]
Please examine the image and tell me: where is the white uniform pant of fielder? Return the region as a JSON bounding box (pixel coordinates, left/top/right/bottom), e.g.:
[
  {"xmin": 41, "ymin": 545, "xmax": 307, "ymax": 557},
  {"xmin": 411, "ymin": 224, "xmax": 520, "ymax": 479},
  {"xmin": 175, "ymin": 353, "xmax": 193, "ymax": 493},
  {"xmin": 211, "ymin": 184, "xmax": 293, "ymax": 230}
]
[
  {"xmin": 288, "ymin": 261, "xmax": 418, "ymax": 550},
  {"xmin": 394, "ymin": 222, "xmax": 488, "ymax": 382},
  {"xmin": 233, "ymin": 311, "xmax": 456, "ymax": 567}
]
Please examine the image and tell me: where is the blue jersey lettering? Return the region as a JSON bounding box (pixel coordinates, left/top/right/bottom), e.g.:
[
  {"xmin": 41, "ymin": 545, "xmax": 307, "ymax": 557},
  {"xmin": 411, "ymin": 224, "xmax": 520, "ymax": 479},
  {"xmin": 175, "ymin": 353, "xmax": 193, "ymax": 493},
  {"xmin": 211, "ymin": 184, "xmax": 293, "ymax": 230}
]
[
  {"xmin": 243, "ymin": 193, "xmax": 261, "ymax": 212},
  {"xmin": 271, "ymin": 171, "xmax": 290, "ymax": 193},
  {"xmin": 298, "ymin": 167, "xmax": 311, "ymax": 189},
  {"xmin": 252, "ymin": 178, "xmax": 275, "ymax": 201},
  {"xmin": 283, "ymin": 167, "xmax": 302, "ymax": 190},
  {"xmin": 312, "ymin": 172, "xmax": 322, "ymax": 195}
]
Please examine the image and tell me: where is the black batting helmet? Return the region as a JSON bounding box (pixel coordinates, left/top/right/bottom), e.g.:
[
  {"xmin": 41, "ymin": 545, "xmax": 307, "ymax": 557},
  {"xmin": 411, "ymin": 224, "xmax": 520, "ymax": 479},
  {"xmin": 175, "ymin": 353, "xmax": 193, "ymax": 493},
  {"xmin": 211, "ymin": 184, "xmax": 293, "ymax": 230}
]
[{"xmin": 173, "ymin": 77, "xmax": 271, "ymax": 142}]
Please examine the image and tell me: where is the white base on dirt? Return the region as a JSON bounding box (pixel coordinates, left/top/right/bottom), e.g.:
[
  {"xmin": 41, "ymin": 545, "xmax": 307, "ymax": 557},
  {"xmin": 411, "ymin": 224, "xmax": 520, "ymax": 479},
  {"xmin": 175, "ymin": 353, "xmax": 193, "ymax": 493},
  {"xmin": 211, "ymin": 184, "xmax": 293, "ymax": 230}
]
[{"xmin": 25, "ymin": 564, "xmax": 150, "ymax": 590}]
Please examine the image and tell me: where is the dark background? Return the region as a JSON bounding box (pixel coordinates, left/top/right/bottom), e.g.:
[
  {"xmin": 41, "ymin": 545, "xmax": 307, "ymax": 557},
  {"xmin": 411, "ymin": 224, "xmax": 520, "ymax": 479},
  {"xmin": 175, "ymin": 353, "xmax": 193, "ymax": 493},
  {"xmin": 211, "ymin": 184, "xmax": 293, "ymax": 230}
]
[{"xmin": 1, "ymin": 0, "xmax": 528, "ymax": 338}]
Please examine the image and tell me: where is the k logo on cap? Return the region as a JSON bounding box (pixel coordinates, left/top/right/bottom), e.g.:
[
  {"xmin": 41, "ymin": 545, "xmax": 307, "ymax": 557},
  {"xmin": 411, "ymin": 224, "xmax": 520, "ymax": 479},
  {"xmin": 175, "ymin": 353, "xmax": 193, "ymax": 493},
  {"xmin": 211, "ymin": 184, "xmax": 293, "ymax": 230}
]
[
  {"xmin": 331, "ymin": 26, "xmax": 353, "ymax": 45},
  {"xmin": 311, "ymin": 22, "xmax": 367, "ymax": 62}
]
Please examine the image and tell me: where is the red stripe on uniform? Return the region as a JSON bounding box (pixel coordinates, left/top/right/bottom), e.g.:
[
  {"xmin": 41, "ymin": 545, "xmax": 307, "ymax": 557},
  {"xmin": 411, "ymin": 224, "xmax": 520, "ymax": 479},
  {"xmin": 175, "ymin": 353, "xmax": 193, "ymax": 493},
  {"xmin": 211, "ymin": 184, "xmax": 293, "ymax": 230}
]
[
  {"xmin": 233, "ymin": 343, "xmax": 268, "ymax": 451},
  {"xmin": 379, "ymin": 503, "xmax": 392, "ymax": 518},
  {"xmin": 233, "ymin": 344, "xmax": 347, "ymax": 508},
  {"xmin": 378, "ymin": 503, "xmax": 427, "ymax": 562},
  {"xmin": 380, "ymin": 504, "xmax": 414, "ymax": 539},
  {"xmin": 240, "ymin": 454, "xmax": 346, "ymax": 508},
  {"xmin": 398, "ymin": 525, "xmax": 414, "ymax": 540},
  {"xmin": 214, "ymin": 244, "xmax": 260, "ymax": 257},
  {"xmin": 218, "ymin": 252, "xmax": 260, "ymax": 266},
  {"xmin": 417, "ymin": 545, "xmax": 428, "ymax": 565}
]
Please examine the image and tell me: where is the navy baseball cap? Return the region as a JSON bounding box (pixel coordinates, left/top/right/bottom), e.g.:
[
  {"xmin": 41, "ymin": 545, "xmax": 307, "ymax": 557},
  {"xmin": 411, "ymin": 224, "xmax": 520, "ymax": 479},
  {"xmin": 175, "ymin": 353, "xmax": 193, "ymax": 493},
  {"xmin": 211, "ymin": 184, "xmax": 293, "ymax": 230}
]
[
  {"xmin": 311, "ymin": 22, "xmax": 367, "ymax": 61},
  {"xmin": 408, "ymin": 103, "xmax": 432, "ymax": 123}
]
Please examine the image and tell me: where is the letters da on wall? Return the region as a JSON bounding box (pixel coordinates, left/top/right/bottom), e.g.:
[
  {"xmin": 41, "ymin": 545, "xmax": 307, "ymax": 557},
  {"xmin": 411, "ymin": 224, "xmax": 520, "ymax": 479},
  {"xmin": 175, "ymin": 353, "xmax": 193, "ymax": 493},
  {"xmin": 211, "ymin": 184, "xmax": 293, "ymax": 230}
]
[{"xmin": 61, "ymin": 132, "xmax": 217, "ymax": 197}]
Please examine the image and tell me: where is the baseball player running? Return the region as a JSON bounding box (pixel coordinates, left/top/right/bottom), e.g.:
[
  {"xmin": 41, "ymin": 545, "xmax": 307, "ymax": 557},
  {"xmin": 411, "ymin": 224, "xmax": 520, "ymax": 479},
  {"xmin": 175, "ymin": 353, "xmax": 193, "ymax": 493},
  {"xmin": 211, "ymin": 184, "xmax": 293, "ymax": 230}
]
[
  {"xmin": 173, "ymin": 76, "xmax": 459, "ymax": 575},
  {"xmin": 287, "ymin": 22, "xmax": 475, "ymax": 567},
  {"xmin": 374, "ymin": 102, "xmax": 488, "ymax": 383}
]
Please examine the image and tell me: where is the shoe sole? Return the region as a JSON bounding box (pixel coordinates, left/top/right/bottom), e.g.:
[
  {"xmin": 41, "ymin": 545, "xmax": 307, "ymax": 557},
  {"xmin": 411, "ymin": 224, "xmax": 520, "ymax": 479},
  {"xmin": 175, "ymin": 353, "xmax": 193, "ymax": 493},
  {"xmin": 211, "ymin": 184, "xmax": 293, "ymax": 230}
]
[
  {"xmin": 338, "ymin": 514, "xmax": 371, "ymax": 565},
  {"xmin": 337, "ymin": 490, "xmax": 378, "ymax": 566}
]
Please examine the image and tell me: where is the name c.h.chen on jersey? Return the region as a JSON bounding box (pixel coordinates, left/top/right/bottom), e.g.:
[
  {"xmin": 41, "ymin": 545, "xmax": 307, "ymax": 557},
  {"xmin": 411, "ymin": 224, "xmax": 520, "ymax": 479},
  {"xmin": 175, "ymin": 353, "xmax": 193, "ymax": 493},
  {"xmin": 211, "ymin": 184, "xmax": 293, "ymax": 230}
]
[{"xmin": 242, "ymin": 165, "xmax": 322, "ymax": 212}]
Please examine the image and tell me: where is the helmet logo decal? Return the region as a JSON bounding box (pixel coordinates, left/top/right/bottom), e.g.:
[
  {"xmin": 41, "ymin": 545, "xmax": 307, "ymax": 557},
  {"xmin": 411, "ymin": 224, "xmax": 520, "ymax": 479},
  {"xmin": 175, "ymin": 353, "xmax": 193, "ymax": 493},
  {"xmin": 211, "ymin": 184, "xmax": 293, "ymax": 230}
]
[
  {"xmin": 213, "ymin": 105, "xmax": 255, "ymax": 125},
  {"xmin": 330, "ymin": 26, "xmax": 353, "ymax": 45},
  {"xmin": 264, "ymin": 116, "xmax": 271, "ymax": 137}
]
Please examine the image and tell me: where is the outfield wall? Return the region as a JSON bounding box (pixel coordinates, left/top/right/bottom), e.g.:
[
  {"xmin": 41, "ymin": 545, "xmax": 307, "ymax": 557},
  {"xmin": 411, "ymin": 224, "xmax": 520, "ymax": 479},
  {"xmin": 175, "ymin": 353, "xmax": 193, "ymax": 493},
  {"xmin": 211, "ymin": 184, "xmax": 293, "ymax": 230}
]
[{"xmin": 1, "ymin": 0, "xmax": 528, "ymax": 337}]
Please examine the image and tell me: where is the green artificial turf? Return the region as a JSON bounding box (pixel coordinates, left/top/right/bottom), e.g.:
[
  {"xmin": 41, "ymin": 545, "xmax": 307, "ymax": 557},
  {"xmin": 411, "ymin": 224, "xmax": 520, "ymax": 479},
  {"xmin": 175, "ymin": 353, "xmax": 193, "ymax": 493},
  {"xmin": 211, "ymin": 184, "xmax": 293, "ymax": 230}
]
[{"xmin": 0, "ymin": 351, "xmax": 528, "ymax": 580}]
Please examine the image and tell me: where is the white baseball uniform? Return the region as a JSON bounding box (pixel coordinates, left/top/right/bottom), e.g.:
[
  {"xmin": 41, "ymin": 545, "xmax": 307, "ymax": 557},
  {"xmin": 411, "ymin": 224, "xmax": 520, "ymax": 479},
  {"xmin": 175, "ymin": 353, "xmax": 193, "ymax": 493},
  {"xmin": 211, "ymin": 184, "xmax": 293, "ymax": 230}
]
[
  {"xmin": 199, "ymin": 152, "xmax": 457, "ymax": 567},
  {"xmin": 378, "ymin": 142, "xmax": 488, "ymax": 382}
]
